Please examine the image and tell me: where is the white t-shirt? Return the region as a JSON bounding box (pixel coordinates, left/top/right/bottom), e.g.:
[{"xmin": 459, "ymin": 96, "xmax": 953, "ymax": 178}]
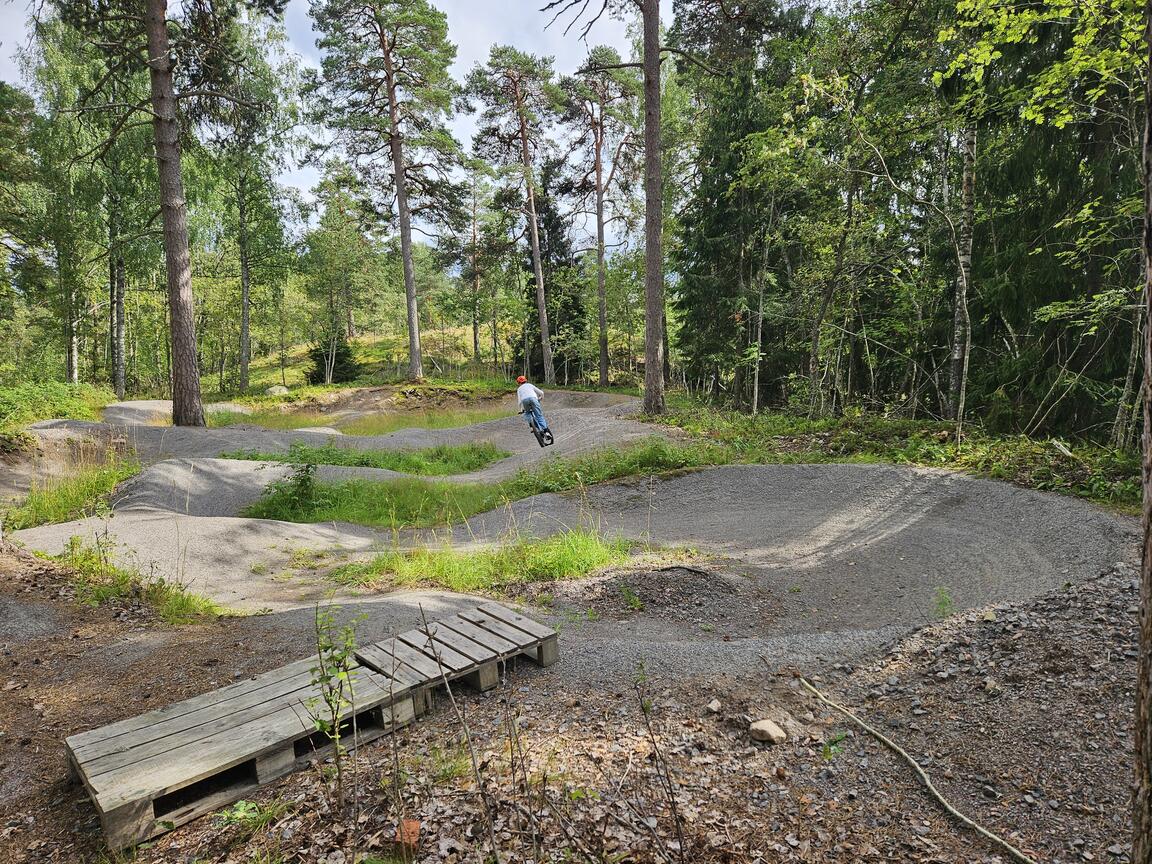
[{"xmin": 517, "ymin": 382, "xmax": 544, "ymax": 403}]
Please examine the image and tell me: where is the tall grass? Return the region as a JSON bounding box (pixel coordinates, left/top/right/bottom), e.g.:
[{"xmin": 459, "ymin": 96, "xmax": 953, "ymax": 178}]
[
  {"xmin": 221, "ymin": 441, "xmax": 509, "ymax": 475},
  {"xmin": 58, "ymin": 536, "xmax": 223, "ymax": 625},
  {"xmin": 3, "ymin": 459, "xmax": 141, "ymax": 530},
  {"xmin": 245, "ymin": 471, "xmax": 505, "ymax": 529},
  {"xmin": 332, "ymin": 530, "xmax": 630, "ymax": 592}
]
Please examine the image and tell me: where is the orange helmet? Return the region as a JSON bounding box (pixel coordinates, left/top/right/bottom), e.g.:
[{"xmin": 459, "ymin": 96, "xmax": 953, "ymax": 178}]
[{"xmin": 516, "ymin": 375, "xmax": 527, "ymax": 384}]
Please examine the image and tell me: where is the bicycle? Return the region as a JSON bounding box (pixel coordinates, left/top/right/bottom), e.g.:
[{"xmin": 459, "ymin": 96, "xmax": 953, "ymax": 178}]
[{"xmin": 519, "ymin": 410, "xmax": 555, "ymax": 448}]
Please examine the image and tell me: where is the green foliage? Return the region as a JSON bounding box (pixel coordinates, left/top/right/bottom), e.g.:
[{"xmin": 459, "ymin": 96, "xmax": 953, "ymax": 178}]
[
  {"xmin": 3, "ymin": 458, "xmax": 141, "ymax": 529},
  {"xmin": 934, "ymin": 587, "xmax": 956, "ymax": 619},
  {"xmin": 221, "ymin": 441, "xmax": 509, "ymax": 475},
  {"xmin": 0, "ymin": 382, "xmax": 113, "ymax": 432},
  {"xmin": 247, "ymin": 473, "xmax": 501, "ymax": 529},
  {"xmin": 656, "ymin": 401, "xmax": 1141, "ymax": 511},
  {"xmin": 215, "ymin": 798, "xmax": 293, "ymax": 838},
  {"xmin": 306, "ymin": 604, "xmax": 366, "ymax": 806},
  {"xmin": 307, "ymin": 333, "xmax": 361, "ymax": 385},
  {"xmin": 331, "ymin": 529, "xmax": 629, "ymax": 592},
  {"xmin": 57, "ymin": 536, "xmax": 223, "ymax": 625},
  {"xmin": 244, "ymin": 436, "xmax": 726, "ymax": 528}
]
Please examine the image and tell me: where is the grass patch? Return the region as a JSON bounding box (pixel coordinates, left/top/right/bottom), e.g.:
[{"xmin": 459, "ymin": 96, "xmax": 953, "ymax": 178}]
[
  {"xmin": 0, "ymin": 382, "xmax": 113, "ymax": 432},
  {"xmin": 221, "ymin": 441, "xmax": 509, "ymax": 476},
  {"xmin": 332, "ymin": 530, "xmax": 630, "ymax": 592},
  {"xmin": 653, "ymin": 401, "xmax": 1142, "ymax": 512},
  {"xmin": 245, "ymin": 466, "xmax": 504, "ymax": 529},
  {"xmin": 3, "ymin": 459, "xmax": 141, "ymax": 530},
  {"xmin": 243, "ymin": 437, "xmax": 724, "ymax": 529},
  {"xmin": 208, "ymin": 408, "xmax": 337, "ymax": 430},
  {"xmin": 57, "ymin": 536, "xmax": 223, "ymax": 625}
]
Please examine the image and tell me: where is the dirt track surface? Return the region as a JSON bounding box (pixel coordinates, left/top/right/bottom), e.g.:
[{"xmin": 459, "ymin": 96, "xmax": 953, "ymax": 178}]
[{"xmin": 9, "ymin": 391, "xmax": 1139, "ymax": 681}]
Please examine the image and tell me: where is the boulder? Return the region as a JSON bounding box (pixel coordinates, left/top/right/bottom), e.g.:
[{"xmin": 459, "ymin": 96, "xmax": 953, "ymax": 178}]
[{"xmin": 265, "ymin": 385, "xmax": 289, "ymax": 396}]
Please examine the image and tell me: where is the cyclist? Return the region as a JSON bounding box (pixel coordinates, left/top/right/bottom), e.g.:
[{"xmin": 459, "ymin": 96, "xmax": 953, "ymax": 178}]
[{"xmin": 516, "ymin": 375, "xmax": 550, "ymax": 436}]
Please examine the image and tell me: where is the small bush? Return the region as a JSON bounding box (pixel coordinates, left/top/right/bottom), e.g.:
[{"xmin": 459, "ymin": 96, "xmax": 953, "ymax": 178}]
[{"xmin": 307, "ymin": 333, "xmax": 360, "ymax": 385}]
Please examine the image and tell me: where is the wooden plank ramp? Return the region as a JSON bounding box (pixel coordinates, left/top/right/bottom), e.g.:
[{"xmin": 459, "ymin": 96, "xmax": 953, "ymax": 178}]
[{"xmin": 65, "ymin": 603, "xmax": 557, "ymax": 849}]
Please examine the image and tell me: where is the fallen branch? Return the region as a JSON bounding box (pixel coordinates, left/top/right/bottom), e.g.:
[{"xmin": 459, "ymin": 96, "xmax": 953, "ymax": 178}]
[{"xmin": 795, "ymin": 676, "xmax": 1039, "ymax": 864}]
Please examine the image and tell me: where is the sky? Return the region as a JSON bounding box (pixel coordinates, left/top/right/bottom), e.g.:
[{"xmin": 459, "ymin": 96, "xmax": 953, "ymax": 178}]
[{"xmin": 0, "ymin": 0, "xmax": 672, "ymax": 200}]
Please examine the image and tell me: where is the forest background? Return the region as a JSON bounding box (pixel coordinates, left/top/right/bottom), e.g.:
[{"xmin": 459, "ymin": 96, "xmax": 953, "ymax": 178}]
[{"xmin": 0, "ymin": 0, "xmax": 1142, "ymax": 446}]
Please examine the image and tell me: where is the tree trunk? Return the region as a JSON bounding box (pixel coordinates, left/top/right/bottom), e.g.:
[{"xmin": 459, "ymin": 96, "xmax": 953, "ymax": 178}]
[
  {"xmin": 809, "ymin": 175, "xmax": 857, "ymax": 417},
  {"xmin": 380, "ymin": 28, "xmax": 423, "ymax": 380},
  {"xmin": 113, "ymin": 254, "xmax": 126, "ymax": 399},
  {"xmin": 515, "ymin": 82, "xmax": 556, "ymax": 385},
  {"xmin": 594, "ymin": 116, "xmax": 610, "ymax": 388},
  {"xmin": 471, "ymin": 191, "xmax": 482, "ymax": 364},
  {"xmin": 641, "ymin": 0, "xmax": 665, "ymax": 414},
  {"xmin": 1115, "ymin": 304, "xmax": 1143, "ymax": 449},
  {"xmin": 146, "ymin": 0, "xmax": 205, "ymax": 426},
  {"xmin": 1134, "ymin": 11, "xmax": 1152, "ymax": 860},
  {"xmin": 237, "ymin": 177, "xmax": 252, "ymax": 393},
  {"xmin": 949, "ymin": 125, "xmax": 976, "ymax": 426}
]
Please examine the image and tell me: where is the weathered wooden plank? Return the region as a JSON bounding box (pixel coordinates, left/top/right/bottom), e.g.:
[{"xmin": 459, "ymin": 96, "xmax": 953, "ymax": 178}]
[
  {"xmin": 354, "ymin": 644, "xmax": 427, "ymax": 689},
  {"xmin": 94, "ymin": 667, "xmax": 397, "ymax": 812},
  {"xmin": 83, "ymin": 683, "xmax": 312, "ymax": 780},
  {"xmin": 478, "ymin": 603, "xmax": 555, "ymax": 640},
  {"xmin": 371, "ymin": 637, "xmax": 443, "ymax": 681},
  {"xmin": 67, "ymin": 657, "xmax": 318, "ymax": 754},
  {"xmin": 436, "ymin": 615, "xmax": 519, "ymax": 655},
  {"xmin": 396, "ymin": 630, "xmax": 472, "ymax": 673},
  {"xmin": 458, "ymin": 608, "xmax": 540, "ymax": 648},
  {"xmin": 420, "ymin": 621, "xmax": 499, "ymax": 664},
  {"xmin": 73, "ymin": 665, "xmax": 321, "ymax": 764}
]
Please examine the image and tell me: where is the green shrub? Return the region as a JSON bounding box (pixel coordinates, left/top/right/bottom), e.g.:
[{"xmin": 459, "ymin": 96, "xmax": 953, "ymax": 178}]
[{"xmin": 307, "ymin": 333, "xmax": 360, "ymax": 385}]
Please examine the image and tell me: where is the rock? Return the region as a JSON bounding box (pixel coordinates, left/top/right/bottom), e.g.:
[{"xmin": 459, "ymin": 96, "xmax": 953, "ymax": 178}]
[
  {"xmin": 265, "ymin": 385, "xmax": 289, "ymax": 396},
  {"xmin": 749, "ymin": 719, "xmax": 787, "ymax": 744},
  {"xmin": 705, "ymin": 698, "xmax": 722, "ymax": 714}
]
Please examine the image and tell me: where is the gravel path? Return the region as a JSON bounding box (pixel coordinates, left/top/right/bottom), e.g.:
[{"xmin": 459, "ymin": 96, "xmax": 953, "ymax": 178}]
[{"xmin": 8, "ymin": 393, "xmax": 1140, "ymax": 685}]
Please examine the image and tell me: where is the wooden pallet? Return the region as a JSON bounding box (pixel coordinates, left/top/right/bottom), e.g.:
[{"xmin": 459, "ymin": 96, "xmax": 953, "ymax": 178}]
[
  {"xmin": 354, "ymin": 602, "xmax": 560, "ymax": 691},
  {"xmin": 65, "ymin": 604, "xmax": 557, "ymax": 849}
]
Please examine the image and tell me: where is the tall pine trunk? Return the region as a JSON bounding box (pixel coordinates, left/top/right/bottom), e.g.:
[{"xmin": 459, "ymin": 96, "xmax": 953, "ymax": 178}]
[
  {"xmin": 381, "ymin": 30, "xmax": 423, "ymax": 380},
  {"xmin": 594, "ymin": 115, "xmax": 610, "ymax": 388},
  {"xmin": 237, "ymin": 176, "xmax": 251, "ymax": 393},
  {"xmin": 514, "ymin": 83, "xmax": 556, "ymax": 384},
  {"xmin": 1134, "ymin": 11, "xmax": 1152, "ymax": 859},
  {"xmin": 471, "ymin": 191, "xmax": 482, "ymax": 364},
  {"xmin": 146, "ymin": 0, "xmax": 205, "ymax": 426},
  {"xmin": 949, "ymin": 125, "xmax": 976, "ymax": 426},
  {"xmin": 641, "ymin": 0, "xmax": 665, "ymax": 414}
]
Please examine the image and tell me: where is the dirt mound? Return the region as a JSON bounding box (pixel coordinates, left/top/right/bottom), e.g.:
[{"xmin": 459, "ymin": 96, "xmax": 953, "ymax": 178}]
[{"xmin": 514, "ymin": 563, "xmax": 777, "ymax": 638}]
